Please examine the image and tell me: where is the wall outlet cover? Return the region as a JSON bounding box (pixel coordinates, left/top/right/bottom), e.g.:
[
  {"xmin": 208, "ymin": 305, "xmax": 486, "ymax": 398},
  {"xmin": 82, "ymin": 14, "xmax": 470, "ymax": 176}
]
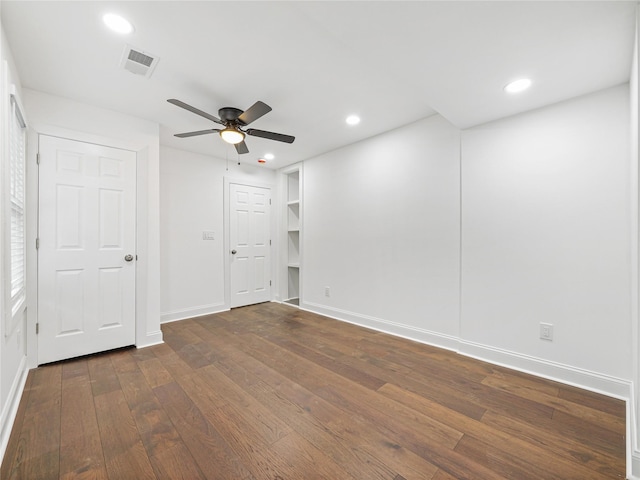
[{"xmin": 540, "ymin": 322, "xmax": 554, "ymax": 341}]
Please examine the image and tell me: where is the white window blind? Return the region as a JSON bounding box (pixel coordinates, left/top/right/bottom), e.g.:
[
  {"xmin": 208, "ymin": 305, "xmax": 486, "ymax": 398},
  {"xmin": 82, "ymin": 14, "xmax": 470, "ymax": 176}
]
[{"xmin": 9, "ymin": 93, "xmax": 26, "ymax": 315}]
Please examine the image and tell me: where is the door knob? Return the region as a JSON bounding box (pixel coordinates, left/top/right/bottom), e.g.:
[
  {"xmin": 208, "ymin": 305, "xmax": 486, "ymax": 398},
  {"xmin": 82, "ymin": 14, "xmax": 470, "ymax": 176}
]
[
  {"xmin": 231, "ymin": 249, "xmax": 237, "ymax": 255},
  {"xmin": 124, "ymin": 254, "xmax": 134, "ymax": 262}
]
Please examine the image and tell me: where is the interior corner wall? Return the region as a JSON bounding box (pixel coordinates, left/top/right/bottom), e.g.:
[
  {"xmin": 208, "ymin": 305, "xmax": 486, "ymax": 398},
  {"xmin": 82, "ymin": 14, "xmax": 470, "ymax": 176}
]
[
  {"xmin": 299, "ymin": 83, "xmax": 632, "ymax": 400},
  {"xmin": 159, "ymin": 146, "xmax": 276, "ymax": 323},
  {"xmin": 301, "ymin": 114, "xmax": 462, "ymax": 348},
  {"xmin": 460, "ymin": 84, "xmax": 632, "ymax": 388}
]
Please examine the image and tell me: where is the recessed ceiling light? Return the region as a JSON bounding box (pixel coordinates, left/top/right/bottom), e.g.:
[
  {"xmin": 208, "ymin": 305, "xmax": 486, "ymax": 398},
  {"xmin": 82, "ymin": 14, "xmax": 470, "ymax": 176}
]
[
  {"xmin": 346, "ymin": 115, "xmax": 361, "ymax": 126},
  {"xmin": 264, "ymin": 153, "xmax": 275, "ymax": 160},
  {"xmin": 504, "ymin": 78, "xmax": 532, "ymax": 94},
  {"xmin": 103, "ymin": 13, "xmax": 134, "ymax": 35}
]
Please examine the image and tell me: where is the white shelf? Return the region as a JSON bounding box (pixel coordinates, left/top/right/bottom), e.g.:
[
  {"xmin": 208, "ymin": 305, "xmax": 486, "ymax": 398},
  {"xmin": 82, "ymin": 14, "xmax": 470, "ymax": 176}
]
[{"xmin": 286, "ymin": 169, "xmax": 301, "ymax": 304}]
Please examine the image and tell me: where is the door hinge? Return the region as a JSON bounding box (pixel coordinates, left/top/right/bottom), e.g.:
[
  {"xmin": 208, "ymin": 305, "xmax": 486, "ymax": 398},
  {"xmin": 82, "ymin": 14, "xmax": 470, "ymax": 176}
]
[
  {"xmin": 270, "ymin": 280, "xmax": 272, "ymax": 286},
  {"xmin": 35, "ymin": 238, "xmax": 39, "ymax": 249},
  {"xmin": 36, "ymin": 323, "xmax": 39, "ymax": 334},
  {"xmin": 36, "ymin": 153, "xmax": 40, "ymax": 165},
  {"xmin": 269, "ymin": 239, "xmax": 272, "ymax": 246},
  {"xmin": 269, "ymin": 198, "xmax": 272, "ymax": 205}
]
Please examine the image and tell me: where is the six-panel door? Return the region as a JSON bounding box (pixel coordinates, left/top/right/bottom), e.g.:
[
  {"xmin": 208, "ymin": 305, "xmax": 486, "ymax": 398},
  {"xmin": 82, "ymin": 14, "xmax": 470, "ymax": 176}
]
[
  {"xmin": 230, "ymin": 183, "xmax": 271, "ymax": 308},
  {"xmin": 38, "ymin": 135, "xmax": 136, "ymax": 364}
]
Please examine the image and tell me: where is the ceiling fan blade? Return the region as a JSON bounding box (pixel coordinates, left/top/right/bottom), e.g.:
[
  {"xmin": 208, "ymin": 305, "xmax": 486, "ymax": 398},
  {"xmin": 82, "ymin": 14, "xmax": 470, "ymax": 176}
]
[
  {"xmin": 235, "ymin": 141, "xmax": 249, "ymax": 154},
  {"xmin": 167, "ymin": 99, "xmax": 223, "ymax": 125},
  {"xmin": 174, "ymin": 129, "xmax": 220, "ymax": 138},
  {"xmin": 237, "ymin": 101, "xmax": 272, "ymax": 125},
  {"xmin": 246, "ymin": 128, "xmax": 295, "ymax": 144}
]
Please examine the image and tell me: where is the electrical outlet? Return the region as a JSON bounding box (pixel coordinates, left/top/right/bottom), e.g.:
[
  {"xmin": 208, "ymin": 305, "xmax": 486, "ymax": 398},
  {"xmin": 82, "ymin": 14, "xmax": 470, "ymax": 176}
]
[
  {"xmin": 324, "ymin": 286, "xmax": 330, "ymax": 297},
  {"xmin": 202, "ymin": 231, "xmax": 215, "ymax": 240},
  {"xmin": 540, "ymin": 322, "xmax": 554, "ymax": 341}
]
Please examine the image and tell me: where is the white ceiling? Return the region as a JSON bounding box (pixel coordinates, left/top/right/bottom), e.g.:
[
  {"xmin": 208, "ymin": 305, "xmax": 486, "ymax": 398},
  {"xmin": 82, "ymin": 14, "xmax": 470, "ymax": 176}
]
[{"xmin": 1, "ymin": 1, "xmax": 636, "ymax": 169}]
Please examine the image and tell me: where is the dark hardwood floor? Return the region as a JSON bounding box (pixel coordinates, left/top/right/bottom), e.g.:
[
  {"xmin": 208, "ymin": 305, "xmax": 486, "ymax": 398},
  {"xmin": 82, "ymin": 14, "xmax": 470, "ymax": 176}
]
[{"xmin": 1, "ymin": 302, "xmax": 626, "ymax": 479}]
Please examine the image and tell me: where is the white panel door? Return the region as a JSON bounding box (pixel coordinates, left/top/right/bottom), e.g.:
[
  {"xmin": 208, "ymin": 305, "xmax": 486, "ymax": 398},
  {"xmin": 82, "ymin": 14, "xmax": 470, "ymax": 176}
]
[
  {"xmin": 38, "ymin": 135, "xmax": 136, "ymax": 364},
  {"xmin": 230, "ymin": 184, "xmax": 271, "ymax": 307}
]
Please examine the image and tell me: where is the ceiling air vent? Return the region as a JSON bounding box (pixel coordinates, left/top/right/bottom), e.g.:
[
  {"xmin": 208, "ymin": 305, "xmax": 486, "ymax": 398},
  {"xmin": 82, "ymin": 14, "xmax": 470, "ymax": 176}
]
[{"xmin": 119, "ymin": 45, "xmax": 159, "ymax": 78}]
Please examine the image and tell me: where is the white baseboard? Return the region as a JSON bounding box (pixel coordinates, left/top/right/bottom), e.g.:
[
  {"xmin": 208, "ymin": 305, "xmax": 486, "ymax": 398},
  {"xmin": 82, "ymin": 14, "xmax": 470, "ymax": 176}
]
[
  {"xmin": 160, "ymin": 303, "xmax": 228, "ymax": 324},
  {"xmin": 459, "ymin": 340, "xmax": 633, "ymax": 400},
  {"xmin": 301, "ymin": 301, "xmax": 461, "ymax": 352},
  {"xmin": 0, "ymin": 355, "xmax": 28, "ymax": 465},
  {"xmin": 135, "ymin": 330, "xmax": 164, "ymax": 348},
  {"xmin": 631, "ymin": 453, "xmax": 640, "ymax": 480}
]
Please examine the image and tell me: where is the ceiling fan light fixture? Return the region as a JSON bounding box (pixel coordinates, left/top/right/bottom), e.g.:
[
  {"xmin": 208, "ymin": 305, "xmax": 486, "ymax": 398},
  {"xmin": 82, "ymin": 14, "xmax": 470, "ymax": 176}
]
[{"xmin": 220, "ymin": 127, "xmax": 245, "ymax": 145}]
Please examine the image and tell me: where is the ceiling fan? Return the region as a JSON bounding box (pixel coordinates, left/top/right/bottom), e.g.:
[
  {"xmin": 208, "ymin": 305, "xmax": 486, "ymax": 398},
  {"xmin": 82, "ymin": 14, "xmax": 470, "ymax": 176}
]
[{"xmin": 167, "ymin": 99, "xmax": 295, "ymax": 154}]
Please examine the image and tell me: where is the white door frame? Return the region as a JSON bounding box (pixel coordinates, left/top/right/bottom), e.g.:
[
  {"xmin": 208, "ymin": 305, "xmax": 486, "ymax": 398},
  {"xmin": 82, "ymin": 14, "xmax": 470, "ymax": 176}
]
[
  {"xmin": 223, "ymin": 177, "xmax": 276, "ymax": 309},
  {"xmin": 26, "ymin": 125, "xmax": 161, "ymax": 368}
]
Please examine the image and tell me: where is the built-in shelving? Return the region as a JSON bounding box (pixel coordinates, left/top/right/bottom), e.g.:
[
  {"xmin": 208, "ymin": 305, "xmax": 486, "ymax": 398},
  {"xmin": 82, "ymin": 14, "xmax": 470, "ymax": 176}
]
[{"xmin": 284, "ymin": 169, "xmax": 301, "ymax": 306}]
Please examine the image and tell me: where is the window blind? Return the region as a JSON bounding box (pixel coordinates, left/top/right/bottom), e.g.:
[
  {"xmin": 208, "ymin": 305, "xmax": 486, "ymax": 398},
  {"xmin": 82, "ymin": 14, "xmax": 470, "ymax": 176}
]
[{"xmin": 9, "ymin": 93, "xmax": 26, "ymax": 314}]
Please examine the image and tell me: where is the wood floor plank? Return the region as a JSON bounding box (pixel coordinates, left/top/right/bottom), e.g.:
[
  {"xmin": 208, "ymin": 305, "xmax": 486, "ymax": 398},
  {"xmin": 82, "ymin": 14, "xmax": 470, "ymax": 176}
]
[
  {"xmin": 137, "ymin": 356, "xmax": 174, "ymax": 388},
  {"xmin": 241, "ymin": 332, "xmax": 465, "ymax": 447},
  {"xmin": 454, "ymin": 434, "xmax": 602, "ymax": 480},
  {"xmin": 149, "ymin": 443, "xmax": 206, "ymax": 480},
  {"xmin": 87, "ymin": 355, "xmax": 121, "ymax": 397},
  {"xmin": 214, "ymin": 342, "xmax": 438, "ymax": 480},
  {"xmin": 59, "ymin": 361, "xmax": 108, "ymax": 480},
  {"xmin": 1, "ymin": 303, "xmax": 627, "ymax": 479},
  {"xmin": 93, "ymin": 390, "xmax": 156, "ymax": 480},
  {"xmin": 481, "ymin": 372, "xmax": 625, "ymax": 432},
  {"xmin": 116, "ymin": 368, "xmax": 184, "ymax": 458},
  {"xmin": 380, "ymin": 382, "xmax": 623, "ymax": 478},
  {"xmin": 271, "ymin": 429, "xmax": 358, "ymax": 479},
  {"xmin": 152, "ymin": 381, "xmax": 253, "ymax": 480}
]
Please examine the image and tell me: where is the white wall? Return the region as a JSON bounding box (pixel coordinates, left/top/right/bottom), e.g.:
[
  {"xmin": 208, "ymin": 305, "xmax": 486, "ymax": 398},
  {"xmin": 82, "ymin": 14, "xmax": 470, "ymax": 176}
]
[
  {"xmin": 461, "ymin": 85, "xmax": 632, "ymax": 385},
  {"xmin": 22, "ymin": 89, "xmax": 163, "ymax": 351},
  {"xmin": 0, "ymin": 23, "xmax": 28, "ymax": 464},
  {"xmin": 299, "ymin": 84, "xmax": 631, "ymax": 398},
  {"xmin": 159, "ymin": 146, "xmax": 276, "ymax": 322},
  {"xmin": 301, "ymin": 114, "xmax": 462, "ymax": 348}
]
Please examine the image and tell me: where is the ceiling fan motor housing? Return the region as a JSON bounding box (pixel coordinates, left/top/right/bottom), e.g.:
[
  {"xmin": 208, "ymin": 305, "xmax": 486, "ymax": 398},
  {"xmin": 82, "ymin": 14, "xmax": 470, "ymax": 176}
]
[{"xmin": 219, "ymin": 107, "xmax": 244, "ymax": 125}]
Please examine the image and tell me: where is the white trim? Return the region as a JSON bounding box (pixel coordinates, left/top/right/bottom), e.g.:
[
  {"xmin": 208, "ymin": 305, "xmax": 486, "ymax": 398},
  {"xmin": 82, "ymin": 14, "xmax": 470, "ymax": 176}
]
[
  {"xmin": 161, "ymin": 303, "xmax": 228, "ymax": 324},
  {"xmin": 632, "ymin": 453, "xmax": 640, "ymax": 480},
  {"xmin": 0, "ymin": 355, "xmax": 28, "ymax": 465},
  {"xmin": 301, "ymin": 301, "xmax": 461, "ymax": 352},
  {"xmin": 135, "ymin": 330, "xmax": 163, "ymax": 349},
  {"xmin": 458, "ymin": 340, "xmax": 632, "ymax": 400},
  {"xmin": 630, "ymin": 385, "xmax": 638, "ymax": 480}
]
